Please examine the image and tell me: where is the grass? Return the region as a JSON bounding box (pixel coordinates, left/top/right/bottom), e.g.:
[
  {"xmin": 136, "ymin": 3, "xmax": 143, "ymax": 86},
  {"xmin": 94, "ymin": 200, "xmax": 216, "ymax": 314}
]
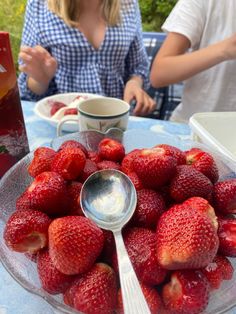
[{"xmin": 0, "ymin": 0, "xmax": 26, "ymax": 67}]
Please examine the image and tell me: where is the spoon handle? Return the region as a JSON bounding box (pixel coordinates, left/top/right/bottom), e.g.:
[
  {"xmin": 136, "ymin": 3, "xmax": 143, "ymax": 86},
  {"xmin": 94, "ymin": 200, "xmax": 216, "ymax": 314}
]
[{"xmin": 113, "ymin": 230, "xmax": 151, "ymax": 314}]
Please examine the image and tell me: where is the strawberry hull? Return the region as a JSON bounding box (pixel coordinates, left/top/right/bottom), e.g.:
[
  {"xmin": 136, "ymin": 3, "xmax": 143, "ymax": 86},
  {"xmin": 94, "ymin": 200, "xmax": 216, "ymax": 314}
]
[{"xmin": 0, "ymin": 32, "xmax": 29, "ymax": 178}]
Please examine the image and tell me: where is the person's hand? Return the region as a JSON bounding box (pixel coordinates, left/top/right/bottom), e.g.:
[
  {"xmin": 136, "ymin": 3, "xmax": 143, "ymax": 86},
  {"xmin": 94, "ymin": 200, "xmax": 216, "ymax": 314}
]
[
  {"xmin": 19, "ymin": 45, "xmax": 57, "ymax": 91},
  {"xmin": 124, "ymin": 79, "xmax": 156, "ymax": 116}
]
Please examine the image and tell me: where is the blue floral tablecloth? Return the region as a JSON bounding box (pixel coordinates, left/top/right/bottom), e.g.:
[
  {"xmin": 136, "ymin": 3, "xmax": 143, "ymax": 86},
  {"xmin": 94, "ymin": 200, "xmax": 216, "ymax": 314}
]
[{"xmin": 0, "ymin": 101, "xmax": 235, "ymax": 314}]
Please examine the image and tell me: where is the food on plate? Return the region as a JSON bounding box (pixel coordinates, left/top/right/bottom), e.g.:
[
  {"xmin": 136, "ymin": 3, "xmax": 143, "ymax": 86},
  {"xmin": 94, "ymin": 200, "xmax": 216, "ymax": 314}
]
[
  {"xmin": 51, "ymin": 147, "xmax": 86, "ymax": 180},
  {"xmin": 162, "ymin": 270, "xmax": 210, "ymax": 314},
  {"xmin": 185, "ymin": 147, "xmax": 219, "ymax": 183},
  {"xmin": 49, "ymin": 100, "xmax": 67, "ymax": 116},
  {"xmin": 217, "ymin": 216, "xmax": 236, "ymax": 257},
  {"xmin": 132, "ymin": 146, "xmax": 177, "ymax": 189},
  {"xmin": 201, "ymin": 255, "xmax": 234, "ymax": 290},
  {"xmin": 4, "ymin": 209, "xmax": 51, "ymax": 253},
  {"xmin": 28, "ymin": 147, "xmax": 56, "ymax": 178},
  {"xmin": 212, "ymin": 179, "xmax": 236, "ymax": 214},
  {"xmin": 49, "ymin": 95, "xmax": 87, "ymax": 118},
  {"xmin": 63, "ymin": 108, "xmax": 78, "ymax": 116},
  {"xmin": 156, "ymin": 202, "xmax": 219, "ymax": 269},
  {"xmin": 64, "ymin": 263, "xmax": 117, "ymax": 314},
  {"xmin": 170, "ymin": 165, "xmax": 213, "ymax": 203},
  {"xmin": 37, "ymin": 249, "xmax": 75, "ymax": 294},
  {"xmin": 48, "ymin": 216, "xmax": 104, "ymax": 275},
  {"xmin": 3, "ymin": 139, "xmax": 236, "ymax": 313}
]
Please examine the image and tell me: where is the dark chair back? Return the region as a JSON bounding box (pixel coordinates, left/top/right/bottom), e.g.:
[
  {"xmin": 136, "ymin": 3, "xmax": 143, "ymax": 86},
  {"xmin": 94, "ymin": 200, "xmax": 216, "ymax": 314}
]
[{"xmin": 142, "ymin": 32, "xmax": 182, "ymax": 120}]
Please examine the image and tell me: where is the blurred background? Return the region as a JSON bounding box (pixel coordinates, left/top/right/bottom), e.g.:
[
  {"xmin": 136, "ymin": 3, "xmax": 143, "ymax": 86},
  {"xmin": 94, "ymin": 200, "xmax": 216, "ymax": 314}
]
[{"xmin": 0, "ymin": 0, "xmax": 177, "ymax": 68}]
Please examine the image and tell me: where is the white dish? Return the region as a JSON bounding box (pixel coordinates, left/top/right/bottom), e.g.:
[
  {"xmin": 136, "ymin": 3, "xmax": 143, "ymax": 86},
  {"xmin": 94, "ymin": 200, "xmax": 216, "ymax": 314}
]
[
  {"xmin": 34, "ymin": 93, "xmax": 103, "ymax": 132},
  {"xmin": 189, "ymin": 112, "xmax": 236, "ymax": 163}
]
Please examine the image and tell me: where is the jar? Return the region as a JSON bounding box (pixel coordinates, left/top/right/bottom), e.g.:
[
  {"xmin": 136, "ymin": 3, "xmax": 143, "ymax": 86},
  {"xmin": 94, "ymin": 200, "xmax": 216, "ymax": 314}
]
[{"xmin": 0, "ymin": 32, "xmax": 29, "ymax": 178}]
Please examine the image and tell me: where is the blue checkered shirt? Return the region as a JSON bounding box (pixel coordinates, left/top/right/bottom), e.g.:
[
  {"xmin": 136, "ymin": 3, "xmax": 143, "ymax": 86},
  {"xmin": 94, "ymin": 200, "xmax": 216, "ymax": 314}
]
[{"xmin": 18, "ymin": 0, "xmax": 150, "ymax": 101}]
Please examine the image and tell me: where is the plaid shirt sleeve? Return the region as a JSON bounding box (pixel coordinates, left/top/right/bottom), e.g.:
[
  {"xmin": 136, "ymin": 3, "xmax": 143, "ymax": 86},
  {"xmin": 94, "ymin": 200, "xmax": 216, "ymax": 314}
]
[
  {"xmin": 18, "ymin": 0, "xmax": 58, "ymax": 101},
  {"xmin": 124, "ymin": 1, "xmax": 150, "ymax": 89}
]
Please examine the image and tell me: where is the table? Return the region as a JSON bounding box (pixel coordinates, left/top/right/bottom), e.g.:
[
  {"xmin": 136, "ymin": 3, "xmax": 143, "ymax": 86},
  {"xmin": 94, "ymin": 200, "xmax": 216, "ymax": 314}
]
[
  {"xmin": 21, "ymin": 101, "xmax": 191, "ymax": 151},
  {"xmin": 0, "ymin": 101, "xmax": 235, "ymax": 314}
]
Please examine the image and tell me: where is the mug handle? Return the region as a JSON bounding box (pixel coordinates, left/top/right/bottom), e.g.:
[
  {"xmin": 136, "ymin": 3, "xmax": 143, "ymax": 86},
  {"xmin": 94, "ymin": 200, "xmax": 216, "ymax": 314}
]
[{"xmin": 56, "ymin": 115, "xmax": 78, "ymax": 137}]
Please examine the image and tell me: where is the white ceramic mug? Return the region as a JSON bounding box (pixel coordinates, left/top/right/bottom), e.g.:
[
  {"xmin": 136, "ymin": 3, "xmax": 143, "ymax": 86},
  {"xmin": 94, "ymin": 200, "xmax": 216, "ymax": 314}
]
[{"xmin": 57, "ymin": 97, "xmax": 130, "ymax": 136}]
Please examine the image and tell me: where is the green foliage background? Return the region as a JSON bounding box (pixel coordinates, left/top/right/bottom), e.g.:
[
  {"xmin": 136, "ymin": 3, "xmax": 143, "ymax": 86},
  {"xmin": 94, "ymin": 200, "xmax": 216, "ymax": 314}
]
[{"xmin": 0, "ymin": 0, "xmax": 177, "ymax": 66}]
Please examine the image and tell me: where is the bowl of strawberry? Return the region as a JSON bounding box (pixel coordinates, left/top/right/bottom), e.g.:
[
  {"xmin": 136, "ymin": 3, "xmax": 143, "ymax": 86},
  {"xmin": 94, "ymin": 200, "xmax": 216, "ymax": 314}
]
[{"xmin": 0, "ymin": 129, "xmax": 236, "ymax": 314}]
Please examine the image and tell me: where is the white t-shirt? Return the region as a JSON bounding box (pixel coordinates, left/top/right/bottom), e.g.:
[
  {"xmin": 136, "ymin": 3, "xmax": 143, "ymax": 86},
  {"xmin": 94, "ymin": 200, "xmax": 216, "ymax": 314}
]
[{"xmin": 162, "ymin": 0, "xmax": 236, "ymax": 123}]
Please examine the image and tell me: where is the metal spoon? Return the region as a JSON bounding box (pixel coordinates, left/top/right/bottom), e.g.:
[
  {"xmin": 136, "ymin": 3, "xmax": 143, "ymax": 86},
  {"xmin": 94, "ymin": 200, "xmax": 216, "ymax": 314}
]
[{"xmin": 80, "ymin": 169, "xmax": 151, "ymax": 314}]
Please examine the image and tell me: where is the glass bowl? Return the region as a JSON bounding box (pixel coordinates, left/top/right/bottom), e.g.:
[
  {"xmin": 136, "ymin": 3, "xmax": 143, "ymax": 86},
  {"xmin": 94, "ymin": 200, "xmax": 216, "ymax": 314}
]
[{"xmin": 0, "ymin": 129, "xmax": 236, "ymax": 314}]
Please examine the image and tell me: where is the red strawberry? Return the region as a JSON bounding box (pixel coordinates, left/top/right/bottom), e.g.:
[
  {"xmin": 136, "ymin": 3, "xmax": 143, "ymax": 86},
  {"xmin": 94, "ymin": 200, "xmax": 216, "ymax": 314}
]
[
  {"xmin": 132, "ymin": 147, "xmax": 177, "ymax": 189},
  {"xmin": 185, "ymin": 147, "xmax": 219, "ymax": 183},
  {"xmin": 127, "ymin": 171, "xmax": 144, "ymax": 190},
  {"xmin": 98, "ymin": 138, "xmax": 125, "ymax": 162},
  {"xmin": 155, "ymin": 144, "xmax": 186, "ymax": 165},
  {"xmin": 213, "ymin": 179, "xmax": 236, "ymax": 214},
  {"xmin": 112, "ymin": 228, "xmax": 167, "ymax": 285},
  {"xmin": 16, "ymin": 191, "xmax": 32, "ymax": 211},
  {"xmin": 97, "ymin": 160, "xmax": 121, "ymax": 171},
  {"xmin": 37, "ymin": 249, "xmax": 75, "ymax": 294},
  {"xmin": 87, "ymin": 150, "xmax": 102, "ymax": 164},
  {"xmin": 132, "ymin": 189, "xmax": 165, "ymax": 229},
  {"xmin": 59, "ymin": 140, "xmax": 88, "ymax": 157},
  {"xmin": 63, "ymin": 276, "xmax": 81, "ymax": 307},
  {"xmin": 66, "ymin": 181, "xmax": 83, "ymax": 216},
  {"xmin": 48, "ymin": 216, "xmax": 104, "ymax": 275},
  {"xmin": 51, "ymin": 147, "xmax": 86, "ymax": 180},
  {"xmin": 183, "ymin": 197, "xmax": 218, "ymax": 230},
  {"xmin": 201, "ymin": 255, "xmax": 234, "ymax": 289},
  {"xmin": 28, "ymin": 147, "xmax": 56, "ymax": 178},
  {"xmin": 218, "ymin": 216, "xmax": 236, "ymax": 256},
  {"xmin": 72, "ymin": 263, "xmax": 117, "ymax": 314},
  {"xmin": 121, "ymin": 149, "xmax": 140, "ymax": 174},
  {"xmin": 156, "ymin": 204, "xmax": 219, "ymax": 270},
  {"xmin": 64, "ymin": 108, "xmax": 78, "ymax": 115},
  {"xmin": 117, "ymin": 283, "xmax": 162, "ymax": 314},
  {"xmin": 79, "ymin": 159, "xmax": 98, "ymax": 182},
  {"xmin": 220, "ymin": 256, "xmax": 234, "ymax": 280},
  {"xmin": 27, "ymin": 171, "xmax": 68, "ymax": 216},
  {"xmin": 49, "ymin": 101, "xmax": 66, "ymax": 116},
  {"xmin": 170, "ymin": 165, "xmax": 213, "ymax": 203},
  {"xmin": 162, "ymin": 270, "xmax": 210, "ymax": 314},
  {"xmin": 4, "ymin": 210, "xmax": 51, "ymax": 253}
]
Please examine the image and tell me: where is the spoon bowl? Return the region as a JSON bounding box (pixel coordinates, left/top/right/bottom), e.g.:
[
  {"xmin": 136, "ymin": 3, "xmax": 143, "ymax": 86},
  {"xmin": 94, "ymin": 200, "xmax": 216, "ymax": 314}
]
[
  {"xmin": 80, "ymin": 169, "xmax": 151, "ymax": 314},
  {"xmin": 80, "ymin": 169, "xmax": 137, "ymax": 231}
]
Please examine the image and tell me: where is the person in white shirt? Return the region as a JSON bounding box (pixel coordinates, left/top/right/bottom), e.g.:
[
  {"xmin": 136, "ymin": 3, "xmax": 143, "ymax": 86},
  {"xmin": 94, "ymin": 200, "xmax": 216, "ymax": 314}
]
[{"xmin": 150, "ymin": 0, "xmax": 236, "ymax": 123}]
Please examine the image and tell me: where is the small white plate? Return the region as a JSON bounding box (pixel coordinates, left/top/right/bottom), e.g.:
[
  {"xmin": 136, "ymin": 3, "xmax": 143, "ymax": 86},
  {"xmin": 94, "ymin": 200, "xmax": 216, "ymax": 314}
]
[{"xmin": 34, "ymin": 93, "xmax": 103, "ymax": 132}]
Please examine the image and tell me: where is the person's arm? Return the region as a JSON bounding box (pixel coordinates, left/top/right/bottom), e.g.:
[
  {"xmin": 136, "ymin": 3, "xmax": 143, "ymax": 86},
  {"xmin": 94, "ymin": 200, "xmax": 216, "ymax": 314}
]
[
  {"xmin": 19, "ymin": 45, "xmax": 57, "ymax": 95},
  {"xmin": 150, "ymin": 32, "xmax": 236, "ymax": 88},
  {"xmin": 123, "ymin": 2, "xmax": 155, "ymax": 116},
  {"xmin": 18, "ymin": 0, "xmax": 58, "ymax": 100}
]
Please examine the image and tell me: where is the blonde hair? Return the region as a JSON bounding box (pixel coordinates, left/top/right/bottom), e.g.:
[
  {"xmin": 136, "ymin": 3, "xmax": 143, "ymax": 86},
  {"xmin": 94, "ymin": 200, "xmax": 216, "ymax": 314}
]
[{"xmin": 47, "ymin": 0, "xmax": 121, "ymax": 27}]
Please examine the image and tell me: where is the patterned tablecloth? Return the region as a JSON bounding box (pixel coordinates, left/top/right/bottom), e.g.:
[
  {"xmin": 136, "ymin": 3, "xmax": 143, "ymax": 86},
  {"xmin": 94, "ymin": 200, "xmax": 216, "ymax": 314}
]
[{"xmin": 0, "ymin": 101, "xmax": 235, "ymax": 314}]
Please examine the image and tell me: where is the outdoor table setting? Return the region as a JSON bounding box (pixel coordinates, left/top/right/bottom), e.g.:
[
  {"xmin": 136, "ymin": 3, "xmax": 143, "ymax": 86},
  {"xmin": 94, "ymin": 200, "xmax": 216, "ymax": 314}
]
[
  {"xmin": 22, "ymin": 100, "xmax": 191, "ymax": 151},
  {"xmin": 1, "ymin": 97, "xmax": 236, "ymax": 314}
]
